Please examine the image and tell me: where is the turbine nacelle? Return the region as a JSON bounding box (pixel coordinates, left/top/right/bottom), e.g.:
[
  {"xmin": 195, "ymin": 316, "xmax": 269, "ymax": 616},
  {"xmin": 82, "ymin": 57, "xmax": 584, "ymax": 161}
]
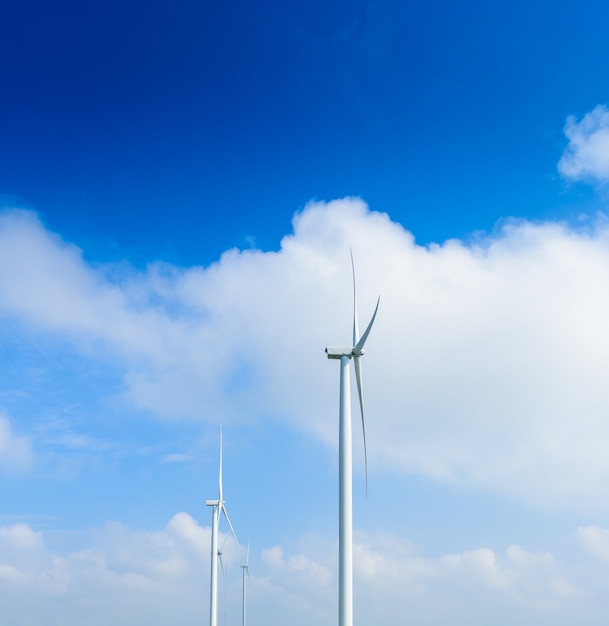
[{"xmin": 325, "ymin": 347, "xmax": 364, "ymax": 359}]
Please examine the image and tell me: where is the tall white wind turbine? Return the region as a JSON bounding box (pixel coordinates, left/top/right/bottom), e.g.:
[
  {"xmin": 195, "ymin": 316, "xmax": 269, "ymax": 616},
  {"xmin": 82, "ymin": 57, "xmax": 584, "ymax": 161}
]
[
  {"xmin": 325, "ymin": 252, "xmax": 380, "ymax": 626},
  {"xmin": 241, "ymin": 543, "xmax": 250, "ymax": 626},
  {"xmin": 206, "ymin": 430, "xmax": 238, "ymax": 626}
]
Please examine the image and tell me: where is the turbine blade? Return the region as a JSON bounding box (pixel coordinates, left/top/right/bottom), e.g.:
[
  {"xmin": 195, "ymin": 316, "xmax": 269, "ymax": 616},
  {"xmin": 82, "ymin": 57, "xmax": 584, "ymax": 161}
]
[
  {"xmin": 354, "ymin": 355, "xmax": 368, "ymax": 495},
  {"xmin": 219, "ymin": 427, "xmax": 224, "ymax": 501},
  {"xmin": 350, "ymin": 248, "xmax": 360, "ymax": 346},
  {"xmin": 219, "ymin": 530, "xmax": 230, "ymax": 554},
  {"xmin": 354, "ymin": 296, "xmax": 380, "ymax": 355},
  {"xmin": 222, "ymin": 504, "xmax": 238, "ymax": 543},
  {"xmin": 218, "ymin": 551, "xmax": 226, "ymax": 577}
]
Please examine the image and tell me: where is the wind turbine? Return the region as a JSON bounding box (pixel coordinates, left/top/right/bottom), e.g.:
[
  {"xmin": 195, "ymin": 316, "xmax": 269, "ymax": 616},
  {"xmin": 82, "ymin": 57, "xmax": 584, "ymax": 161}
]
[
  {"xmin": 325, "ymin": 252, "xmax": 379, "ymax": 626},
  {"xmin": 206, "ymin": 430, "xmax": 238, "ymax": 626},
  {"xmin": 241, "ymin": 543, "xmax": 250, "ymax": 626}
]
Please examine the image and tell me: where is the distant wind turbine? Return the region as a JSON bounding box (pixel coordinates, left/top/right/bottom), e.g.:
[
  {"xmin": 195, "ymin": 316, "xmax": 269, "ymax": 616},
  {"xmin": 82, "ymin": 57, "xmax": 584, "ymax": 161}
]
[
  {"xmin": 325, "ymin": 251, "xmax": 379, "ymax": 626},
  {"xmin": 241, "ymin": 543, "xmax": 250, "ymax": 626},
  {"xmin": 206, "ymin": 430, "xmax": 238, "ymax": 626}
]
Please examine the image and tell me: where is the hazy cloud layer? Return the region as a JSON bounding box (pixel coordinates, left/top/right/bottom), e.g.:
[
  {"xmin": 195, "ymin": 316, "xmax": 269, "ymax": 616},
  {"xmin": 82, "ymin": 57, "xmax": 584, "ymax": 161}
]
[
  {"xmin": 3, "ymin": 203, "xmax": 609, "ymax": 510},
  {"xmin": 0, "ymin": 514, "xmax": 240, "ymax": 626},
  {"xmin": 559, "ymin": 104, "xmax": 609, "ymax": 184},
  {"xmin": 0, "ymin": 516, "xmax": 601, "ymax": 626}
]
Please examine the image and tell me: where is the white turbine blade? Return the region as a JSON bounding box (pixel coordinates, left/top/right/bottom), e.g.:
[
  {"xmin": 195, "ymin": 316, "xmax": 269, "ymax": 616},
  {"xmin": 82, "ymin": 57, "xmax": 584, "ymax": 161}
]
[
  {"xmin": 222, "ymin": 504, "xmax": 238, "ymax": 543},
  {"xmin": 218, "ymin": 551, "xmax": 226, "ymax": 577},
  {"xmin": 219, "ymin": 530, "xmax": 230, "ymax": 553},
  {"xmin": 219, "ymin": 427, "xmax": 224, "ymax": 501},
  {"xmin": 350, "ymin": 248, "xmax": 360, "ymax": 346},
  {"xmin": 353, "ymin": 355, "xmax": 368, "ymax": 495},
  {"xmin": 353, "ymin": 296, "xmax": 380, "ymax": 355}
]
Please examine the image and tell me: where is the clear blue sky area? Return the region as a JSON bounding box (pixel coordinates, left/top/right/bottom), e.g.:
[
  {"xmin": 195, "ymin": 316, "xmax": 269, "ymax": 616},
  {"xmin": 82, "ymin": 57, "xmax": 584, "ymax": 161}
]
[{"xmin": 2, "ymin": 0, "xmax": 606, "ymax": 264}]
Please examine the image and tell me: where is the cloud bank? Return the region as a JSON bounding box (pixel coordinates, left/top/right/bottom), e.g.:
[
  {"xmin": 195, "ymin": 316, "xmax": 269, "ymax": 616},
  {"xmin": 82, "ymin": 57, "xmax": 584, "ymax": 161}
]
[
  {"xmin": 0, "ymin": 514, "xmax": 240, "ymax": 626},
  {"xmin": 0, "ymin": 516, "xmax": 596, "ymax": 626},
  {"xmin": 3, "ymin": 201, "xmax": 609, "ymax": 511}
]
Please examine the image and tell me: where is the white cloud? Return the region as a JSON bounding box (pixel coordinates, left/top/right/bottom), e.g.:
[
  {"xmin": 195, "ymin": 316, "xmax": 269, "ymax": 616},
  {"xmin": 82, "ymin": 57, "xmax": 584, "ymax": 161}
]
[
  {"xmin": 0, "ymin": 414, "xmax": 33, "ymax": 472},
  {"xmin": 0, "ymin": 514, "xmax": 241, "ymax": 626},
  {"xmin": 577, "ymin": 525, "xmax": 609, "ymax": 562},
  {"xmin": 262, "ymin": 545, "xmax": 285, "ymax": 568},
  {"xmin": 167, "ymin": 511, "xmax": 211, "ymax": 554},
  {"xmin": 0, "ymin": 515, "xmax": 598, "ymax": 626},
  {"xmin": 4, "ymin": 202, "xmax": 609, "ymax": 510},
  {"xmin": 351, "ymin": 532, "xmax": 577, "ymax": 602},
  {"xmin": 0, "ymin": 523, "xmax": 42, "ymax": 549},
  {"xmin": 558, "ymin": 104, "xmax": 609, "ymax": 184},
  {"xmin": 255, "ymin": 530, "xmax": 581, "ymax": 625}
]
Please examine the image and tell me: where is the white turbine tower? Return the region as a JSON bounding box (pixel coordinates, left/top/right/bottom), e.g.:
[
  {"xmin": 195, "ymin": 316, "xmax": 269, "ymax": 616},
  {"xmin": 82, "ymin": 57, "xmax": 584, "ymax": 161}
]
[
  {"xmin": 241, "ymin": 543, "xmax": 250, "ymax": 626},
  {"xmin": 325, "ymin": 252, "xmax": 379, "ymax": 626},
  {"xmin": 206, "ymin": 430, "xmax": 238, "ymax": 626}
]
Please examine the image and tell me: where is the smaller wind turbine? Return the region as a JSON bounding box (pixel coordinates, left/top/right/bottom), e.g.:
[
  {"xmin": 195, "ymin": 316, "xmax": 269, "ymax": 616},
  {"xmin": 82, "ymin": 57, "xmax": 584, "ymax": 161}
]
[
  {"xmin": 325, "ymin": 251, "xmax": 379, "ymax": 626},
  {"xmin": 206, "ymin": 429, "xmax": 238, "ymax": 626},
  {"xmin": 241, "ymin": 543, "xmax": 250, "ymax": 626}
]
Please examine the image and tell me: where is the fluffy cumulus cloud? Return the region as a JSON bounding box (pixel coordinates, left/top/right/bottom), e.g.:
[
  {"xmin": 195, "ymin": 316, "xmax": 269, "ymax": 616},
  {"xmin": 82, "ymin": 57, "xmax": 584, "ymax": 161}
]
[
  {"xmin": 349, "ymin": 534, "xmax": 582, "ymax": 624},
  {"xmin": 0, "ymin": 517, "xmax": 594, "ymax": 626},
  {"xmin": 559, "ymin": 104, "xmax": 609, "ymax": 184},
  {"xmin": 0, "ymin": 513, "xmax": 240, "ymax": 626},
  {"xmin": 4, "ymin": 202, "xmax": 609, "ymax": 511}
]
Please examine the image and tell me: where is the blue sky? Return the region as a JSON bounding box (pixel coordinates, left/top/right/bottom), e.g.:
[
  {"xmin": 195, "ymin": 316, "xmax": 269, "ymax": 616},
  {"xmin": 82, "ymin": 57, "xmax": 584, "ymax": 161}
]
[{"xmin": 3, "ymin": 1, "xmax": 609, "ymax": 624}]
